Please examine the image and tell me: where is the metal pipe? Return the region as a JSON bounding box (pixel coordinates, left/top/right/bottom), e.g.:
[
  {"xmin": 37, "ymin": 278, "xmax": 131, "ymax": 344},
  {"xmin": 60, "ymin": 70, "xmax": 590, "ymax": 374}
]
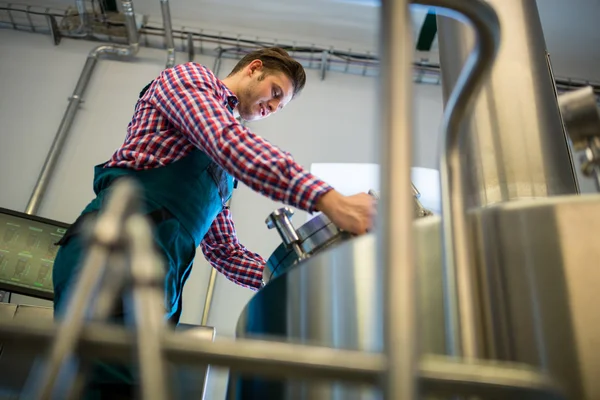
[
  {"xmin": 320, "ymin": 50, "xmax": 328, "ymax": 80},
  {"xmin": 24, "ymin": 179, "xmax": 142, "ymax": 399},
  {"xmin": 160, "ymin": 0, "xmax": 176, "ymax": 68},
  {"xmin": 378, "ymin": 0, "xmax": 416, "ymax": 399},
  {"xmin": 200, "ymin": 269, "xmax": 217, "ymax": 326},
  {"xmin": 415, "ymin": 0, "xmax": 500, "ymax": 360},
  {"xmin": 200, "ymin": 57, "xmax": 228, "ymax": 324},
  {"xmin": 213, "ymin": 47, "xmax": 223, "ymax": 76},
  {"xmin": 0, "ymin": 320, "xmax": 566, "ymax": 399},
  {"xmin": 24, "ymin": 0, "xmax": 139, "ymax": 215},
  {"xmin": 66, "ymin": 251, "xmax": 129, "ymax": 400},
  {"xmin": 126, "ymin": 215, "xmax": 169, "ymax": 400}
]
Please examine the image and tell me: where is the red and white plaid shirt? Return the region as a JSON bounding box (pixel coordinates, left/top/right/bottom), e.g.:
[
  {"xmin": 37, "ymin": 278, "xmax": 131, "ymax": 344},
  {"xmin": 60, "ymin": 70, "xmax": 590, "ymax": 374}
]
[{"xmin": 105, "ymin": 63, "xmax": 332, "ymax": 290}]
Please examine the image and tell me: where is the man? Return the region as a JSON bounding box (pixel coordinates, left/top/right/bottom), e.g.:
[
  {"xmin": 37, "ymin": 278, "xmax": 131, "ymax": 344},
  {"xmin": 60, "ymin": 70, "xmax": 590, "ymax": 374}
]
[{"xmin": 52, "ymin": 47, "xmax": 375, "ymax": 397}]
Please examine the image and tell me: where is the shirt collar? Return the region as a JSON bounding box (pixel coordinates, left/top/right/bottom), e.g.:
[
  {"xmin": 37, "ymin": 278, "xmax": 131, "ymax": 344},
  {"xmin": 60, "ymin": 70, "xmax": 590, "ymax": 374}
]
[{"xmin": 217, "ymin": 80, "xmax": 239, "ymax": 112}]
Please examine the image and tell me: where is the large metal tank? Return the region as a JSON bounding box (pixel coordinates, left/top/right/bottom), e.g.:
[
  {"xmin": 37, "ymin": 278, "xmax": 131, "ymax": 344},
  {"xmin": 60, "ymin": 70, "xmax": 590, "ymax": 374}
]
[
  {"xmin": 437, "ymin": 0, "xmax": 579, "ymax": 207},
  {"xmin": 228, "ymin": 215, "xmax": 445, "ymax": 400},
  {"xmin": 229, "ymin": 194, "xmax": 600, "ymax": 399}
]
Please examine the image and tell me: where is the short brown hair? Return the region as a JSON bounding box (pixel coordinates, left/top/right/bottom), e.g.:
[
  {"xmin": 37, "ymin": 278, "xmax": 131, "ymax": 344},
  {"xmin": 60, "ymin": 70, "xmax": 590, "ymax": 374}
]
[{"xmin": 229, "ymin": 47, "xmax": 306, "ymax": 97}]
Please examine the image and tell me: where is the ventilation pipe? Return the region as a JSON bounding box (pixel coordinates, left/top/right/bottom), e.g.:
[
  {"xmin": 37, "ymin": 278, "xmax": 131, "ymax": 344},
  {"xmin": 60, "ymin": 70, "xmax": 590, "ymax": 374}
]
[
  {"xmin": 25, "ymin": 0, "xmax": 140, "ymax": 215},
  {"xmin": 160, "ymin": 0, "xmax": 176, "ymax": 68}
]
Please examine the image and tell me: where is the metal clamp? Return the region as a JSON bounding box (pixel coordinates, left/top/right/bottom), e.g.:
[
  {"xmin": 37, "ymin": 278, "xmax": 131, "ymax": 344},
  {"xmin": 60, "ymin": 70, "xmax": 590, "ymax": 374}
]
[
  {"xmin": 558, "ymin": 86, "xmax": 600, "ymax": 191},
  {"xmin": 265, "ymin": 207, "xmax": 305, "ymax": 259},
  {"xmin": 369, "ymin": 185, "xmax": 433, "ymax": 218},
  {"xmin": 411, "ymin": 183, "xmax": 433, "ymax": 218}
]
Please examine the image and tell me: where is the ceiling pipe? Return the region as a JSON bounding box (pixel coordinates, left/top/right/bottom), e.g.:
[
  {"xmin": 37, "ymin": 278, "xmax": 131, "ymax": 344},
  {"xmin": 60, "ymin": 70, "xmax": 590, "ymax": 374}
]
[
  {"xmin": 160, "ymin": 0, "xmax": 176, "ymax": 68},
  {"xmin": 24, "ymin": 0, "xmax": 140, "ymax": 216}
]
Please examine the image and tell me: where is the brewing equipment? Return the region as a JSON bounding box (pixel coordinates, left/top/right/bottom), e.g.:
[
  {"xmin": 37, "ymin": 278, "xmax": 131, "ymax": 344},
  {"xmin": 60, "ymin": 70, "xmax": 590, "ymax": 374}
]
[
  {"xmin": 228, "ymin": 0, "xmax": 600, "ymax": 399},
  {"xmin": 261, "ymin": 184, "xmax": 432, "ymax": 285},
  {"xmin": 1, "ymin": 0, "xmax": 600, "ymax": 399}
]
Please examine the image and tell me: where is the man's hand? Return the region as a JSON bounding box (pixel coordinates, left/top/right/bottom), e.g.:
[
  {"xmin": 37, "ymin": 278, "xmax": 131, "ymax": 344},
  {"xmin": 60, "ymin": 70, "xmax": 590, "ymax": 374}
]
[{"xmin": 315, "ymin": 190, "xmax": 376, "ymax": 235}]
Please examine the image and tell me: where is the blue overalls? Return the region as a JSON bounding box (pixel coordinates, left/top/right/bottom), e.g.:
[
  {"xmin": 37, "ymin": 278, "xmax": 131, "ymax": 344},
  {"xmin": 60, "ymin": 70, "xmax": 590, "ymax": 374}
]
[{"xmin": 52, "ymin": 103, "xmax": 235, "ymax": 399}]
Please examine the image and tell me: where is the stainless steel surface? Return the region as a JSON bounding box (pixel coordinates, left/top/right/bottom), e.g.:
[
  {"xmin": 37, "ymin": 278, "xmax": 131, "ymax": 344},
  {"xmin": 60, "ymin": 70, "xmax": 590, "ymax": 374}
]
[
  {"xmin": 0, "ymin": 317, "xmax": 567, "ymax": 399},
  {"xmin": 160, "ymin": 0, "xmax": 176, "ymax": 68},
  {"xmin": 422, "ymin": 0, "xmax": 501, "ymax": 362},
  {"xmin": 558, "ymin": 86, "xmax": 600, "ymax": 190},
  {"xmin": 379, "ymin": 0, "xmax": 416, "ymax": 396},
  {"xmin": 127, "ymin": 215, "xmax": 169, "ymax": 400},
  {"xmin": 233, "ymin": 217, "xmax": 444, "ymax": 399},
  {"xmin": 230, "ymin": 214, "xmax": 570, "ymax": 399},
  {"xmin": 469, "ymin": 194, "xmax": 600, "ymax": 399},
  {"xmin": 263, "ymin": 213, "xmax": 352, "ymax": 283},
  {"xmin": 580, "ymin": 137, "xmax": 600, "ymax": 190},
  {"xmin": 420, "ymin": 355, "xmax": 566, "ymax": 399},
  {"xmin": 234, "ymin": 234, "xmax": 383, "ymax": 399},
  {"xmin": 545, "ymin": 51, "xmax": 581, "ymax": 195},
  {"xmin": 558, "ymin": 86, "xmax": 600, "ymax": 150},
  {"xmin": 438, "ymin": 0, "xmax": 579, "ymax": 208},
  {"xmin": 0, "ymin": 318, "xmax": 385, "ymax": 385},
  {"xmin": 24, "ymin": 0, "xmax": 139, "ymax": 215}
]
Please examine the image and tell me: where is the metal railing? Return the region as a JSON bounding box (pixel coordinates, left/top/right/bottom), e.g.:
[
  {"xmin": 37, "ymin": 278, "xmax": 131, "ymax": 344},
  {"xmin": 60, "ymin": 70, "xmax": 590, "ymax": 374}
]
[{"xmin": 0, "ymin": 178, "xmax": 568, "ymax": 399}]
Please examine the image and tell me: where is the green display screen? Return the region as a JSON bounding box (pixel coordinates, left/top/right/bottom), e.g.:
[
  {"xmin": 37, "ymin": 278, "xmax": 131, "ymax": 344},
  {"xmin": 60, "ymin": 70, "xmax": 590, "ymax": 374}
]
[{"xmin": 0, "ymin": 208, "xmax": 70, "ymax": 300}]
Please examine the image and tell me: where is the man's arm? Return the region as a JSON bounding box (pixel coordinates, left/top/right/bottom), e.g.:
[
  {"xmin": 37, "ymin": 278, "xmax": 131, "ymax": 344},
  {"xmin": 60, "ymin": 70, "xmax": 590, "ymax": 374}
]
[
  {"xmin": 148, "ymin": 63, "xmax": 331, "ymax": 213},
  {"xmin": 200, "ymin": 208, "xmax": 265, "ymax": 291}
]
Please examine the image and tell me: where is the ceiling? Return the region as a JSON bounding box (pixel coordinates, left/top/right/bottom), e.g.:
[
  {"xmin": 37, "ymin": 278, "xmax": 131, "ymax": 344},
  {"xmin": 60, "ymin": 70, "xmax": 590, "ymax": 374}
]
[
  {"xmin": 131, "ymin": 0, "xmax": 600, "ymax": 82},
  {"xmin": 7, "ymin": 0, "xmax": 600, "ymax": 80}
]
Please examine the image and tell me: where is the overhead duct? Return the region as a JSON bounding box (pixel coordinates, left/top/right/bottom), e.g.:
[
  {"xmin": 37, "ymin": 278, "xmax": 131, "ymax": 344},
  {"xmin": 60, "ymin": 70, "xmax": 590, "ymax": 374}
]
[{"xmin": 24, "ymin": 0, "xmax": 140, "ymax": 215}]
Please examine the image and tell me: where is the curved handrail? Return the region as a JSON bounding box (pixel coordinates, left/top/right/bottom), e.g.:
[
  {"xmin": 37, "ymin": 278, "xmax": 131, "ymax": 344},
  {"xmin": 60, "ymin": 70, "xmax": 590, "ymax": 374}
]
[{"xmin": 411, "ymin": 0, "xmax": 501, "ymax": 358}]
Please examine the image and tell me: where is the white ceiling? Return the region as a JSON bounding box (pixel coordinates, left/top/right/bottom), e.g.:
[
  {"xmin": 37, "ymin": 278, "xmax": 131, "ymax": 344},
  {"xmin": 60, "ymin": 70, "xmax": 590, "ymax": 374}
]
[{"xmin": 7, "ymin": 0, "xmax": 600, "ymax": 80}]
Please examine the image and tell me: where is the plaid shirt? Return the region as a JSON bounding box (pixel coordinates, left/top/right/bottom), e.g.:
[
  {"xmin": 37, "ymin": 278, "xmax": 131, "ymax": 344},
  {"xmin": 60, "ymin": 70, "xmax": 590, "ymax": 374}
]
[{"xmin": 105, "ymin": 63, "xmax": 332, "ymax": 290}]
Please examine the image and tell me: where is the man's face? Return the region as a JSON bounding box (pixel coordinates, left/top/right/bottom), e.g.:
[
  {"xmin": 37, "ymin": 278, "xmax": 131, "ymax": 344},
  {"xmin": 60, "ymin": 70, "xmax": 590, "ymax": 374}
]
[{"xmin": 236, "ymin": 62, "xmax": 295, "ymax": 122}]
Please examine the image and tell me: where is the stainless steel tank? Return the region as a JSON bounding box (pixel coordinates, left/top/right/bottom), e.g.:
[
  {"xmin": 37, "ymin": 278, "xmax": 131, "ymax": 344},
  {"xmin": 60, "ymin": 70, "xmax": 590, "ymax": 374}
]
[
  {"xmin": 437, "ymin": 0, "xmax": 579, "ymax": 208},
  {"xmin": 466, "ymin": 194, "xmax": 600, "ymax": 399},
  {"xmin": 228, "ymin": 215, "xmax": 445, "ymax": 400},
  {"xmin": 227, "ymin": 1, "xmax": 600, "ymax": 398},
  {"xmin": 229, "ymin": 195, "xmax": 600, "ymax": 399}
]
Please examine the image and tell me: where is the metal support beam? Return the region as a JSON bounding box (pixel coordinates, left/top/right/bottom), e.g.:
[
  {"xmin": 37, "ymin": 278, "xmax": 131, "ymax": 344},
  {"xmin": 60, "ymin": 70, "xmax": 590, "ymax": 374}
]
[
  {"xmin": 0, "ymin": 320, "xmax": 566, "ymax": 399},
  {"xmin": 417, "ymin": 0, "xmax": 500, "ymax": 360},
  {"xmin": 378, "ymin": 0, "xmax": 417, "ymax": 399}
]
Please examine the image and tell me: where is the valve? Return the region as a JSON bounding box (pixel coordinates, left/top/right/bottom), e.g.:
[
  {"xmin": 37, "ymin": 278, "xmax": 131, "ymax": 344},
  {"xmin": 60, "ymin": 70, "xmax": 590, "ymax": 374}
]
[
  {"xmin": 558, "ymin": 86, "xmax": 600, "ymax": 191},
  {"xmin": 265, "ymin": 207, "xmax": 305, "ymax": 259}
]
